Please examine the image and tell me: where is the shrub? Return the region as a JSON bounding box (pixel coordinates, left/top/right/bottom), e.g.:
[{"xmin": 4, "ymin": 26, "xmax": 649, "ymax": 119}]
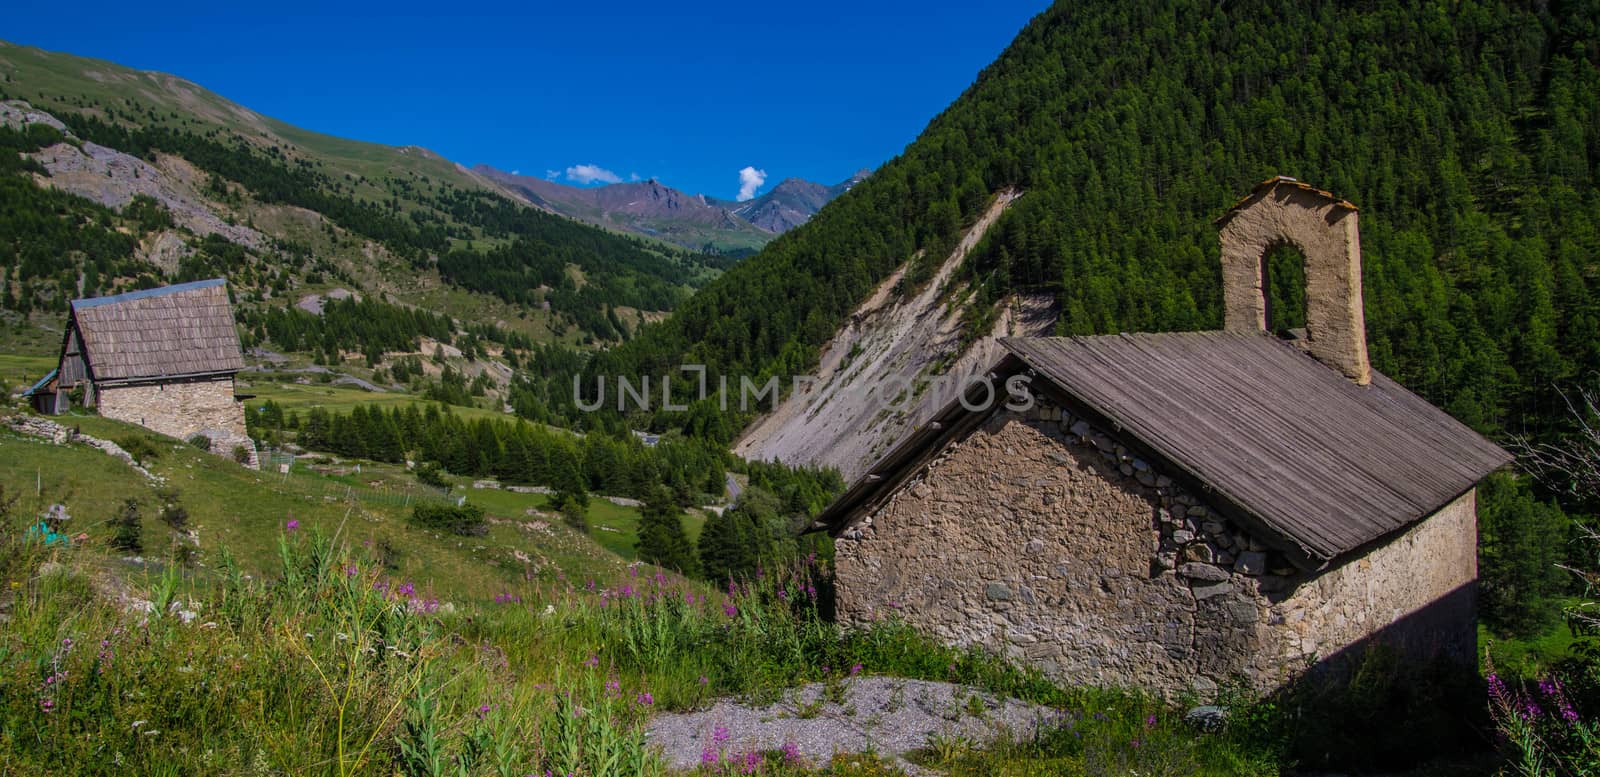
[
  {"xmin": 116, "ymin": 434, "xmax": 162, "ymax": 464},
  {"xmin": 156, "ymin": 489, "xmax": 188, "ymax": 532},
  {"xmin": 186, "ymin": 433, "xmax": 213, "ymax": 452},
  {"xmin": 409, "ymin": 501, "xmax": 486, "ymax": 537},
  {"xmin": 231, "ymin": 444, "xmax": 252, "ymax": 464},
  {"xmin": 109, "ymin": 498, "xmax": 142, "ymax": 553},
  {"xmin": 415, "ymin": 461, "xmax": 451, "ymax": 491}
]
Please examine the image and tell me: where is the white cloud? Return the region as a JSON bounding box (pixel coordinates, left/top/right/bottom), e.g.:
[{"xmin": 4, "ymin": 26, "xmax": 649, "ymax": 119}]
[
  {"xmin": 564, "ymin": 163, "xmax": 623, "ymax": 185},
  {"xmin": 736, "ymin": 166, "xmax": 767, "ymax": 202},
  {"xmin": 629, "ymin": 172, "xmax": 641, "ymax": 182},
  {"xmin": 511, "ymin": 169, "xmax": 521, "ymax": 176},
  {"xmin": 545, "ymin": 169, "xmax": 561, "ymax": 180}
]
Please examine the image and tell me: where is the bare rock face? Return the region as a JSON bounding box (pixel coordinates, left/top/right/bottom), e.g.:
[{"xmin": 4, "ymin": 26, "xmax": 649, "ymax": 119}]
[
  {"xmin": 4, "ymin": 99, "xmax": 263, "ymax": 251},
  {"xmin": 30, "ymin": 141, "xmax": 264, "ymax": 249},
  {"xmin": 735, "ymin": 189, "xmax": 1052, "ymax": 481},
  {"xmin": 137, "ymin": 230, "xmax": 192, "ymax": 276},
  {"xmin": 0, "ymin": 100, "xmax": 68, "ymax": 133}
]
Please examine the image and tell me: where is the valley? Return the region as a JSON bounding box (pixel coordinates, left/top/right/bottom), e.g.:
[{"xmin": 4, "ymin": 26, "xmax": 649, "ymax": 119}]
[{"xmin": 2, "ymin": 1, "xmax": 1600, "ymax": 775}]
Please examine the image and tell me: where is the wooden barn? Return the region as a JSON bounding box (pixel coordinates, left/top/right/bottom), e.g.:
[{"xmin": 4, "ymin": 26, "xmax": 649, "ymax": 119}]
[{"xmin": 40, "ymin": 278, "xmax": 255, "ymax": 464}]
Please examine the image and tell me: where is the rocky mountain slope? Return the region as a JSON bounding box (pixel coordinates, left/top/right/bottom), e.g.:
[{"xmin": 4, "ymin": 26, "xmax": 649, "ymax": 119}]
[
  {"xmin": 730, "ymin": 170, "xmax": 869, "ymax": 233},
  {"xmin": 478, "ymin": 165, "xmax": 868, "ymax": 254},
  {"xmin": 734, "ymin": 189, "xmax": 1055, "ymax": 479}
]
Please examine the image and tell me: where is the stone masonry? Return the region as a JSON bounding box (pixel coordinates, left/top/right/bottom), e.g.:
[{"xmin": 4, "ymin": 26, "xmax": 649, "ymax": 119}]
[
  {"xmin": 96, "ymin": 376, "xmax": 256, "ymax": 465},
  {"xmin": 1219, "ymin": 180, "xmax": 1370, "ymax": 384},
  {"xmin": 833, "ymin": 395, "xmax": 1477, "ymax": 697}
]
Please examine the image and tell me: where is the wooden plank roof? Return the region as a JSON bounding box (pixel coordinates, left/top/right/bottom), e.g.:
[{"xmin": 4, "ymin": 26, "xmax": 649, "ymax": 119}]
[
  {"xmin": 69, "ymin": 278, "xmax": 244, "ymax": 382},
  {"xmin": 816, "ymin": 332, "xmax": 1511, "ymax": 565}
]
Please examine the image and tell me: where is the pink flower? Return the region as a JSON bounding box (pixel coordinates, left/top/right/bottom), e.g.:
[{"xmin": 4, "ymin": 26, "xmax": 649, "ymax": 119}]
[
  {"xmin": 583, "ymin": 654, "xmax": 600, "ymax": 668},
  {"xmin": 723, "ymin": 602, "xmax": 737, "ymax": 618},
  {"xmin": 635, "ymin": 691, "xmax": 654, "ymax": 706},
  {"xmin": 849, "ymin": 663, "xmax": 862, "ymax": 676},
  {"xmin": 285, "ymin": 518, "xmax": 299, "ymax": 532}
]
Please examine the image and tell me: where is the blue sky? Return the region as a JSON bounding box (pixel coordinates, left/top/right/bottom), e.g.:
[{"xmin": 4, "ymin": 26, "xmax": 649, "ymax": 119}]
[{"xmin": 4, "ymin": 1, "xmax": 1047, "ymax": 200}]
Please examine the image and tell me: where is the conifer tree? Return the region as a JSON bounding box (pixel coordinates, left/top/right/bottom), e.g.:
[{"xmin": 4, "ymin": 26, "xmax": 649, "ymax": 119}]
[{"xmin": 636, "ymin": 485, "xmax": 696, "ymax": 575}]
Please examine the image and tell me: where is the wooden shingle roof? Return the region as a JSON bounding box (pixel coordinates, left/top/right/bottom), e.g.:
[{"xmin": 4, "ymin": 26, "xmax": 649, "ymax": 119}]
[
  {"xmin": 70, "ymin": 278, "xmax": 244, "ymax": 383},
  {"xmin": 816, "ymin": 332, "xmax": 1511, "ymax": 566}
]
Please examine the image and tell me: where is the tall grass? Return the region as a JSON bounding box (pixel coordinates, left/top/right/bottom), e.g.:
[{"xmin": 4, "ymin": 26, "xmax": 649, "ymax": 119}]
[{"xmin": 0, "ymin": 486, "xmax": 1300, "ymax": 776}]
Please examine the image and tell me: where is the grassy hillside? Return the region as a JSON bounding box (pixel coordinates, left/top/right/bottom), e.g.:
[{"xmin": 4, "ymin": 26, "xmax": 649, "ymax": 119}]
[
  {"xmin": 0, "ymin": 425, "xmax": 1504, "ymax": 775},
  {"xmin": 590, "ymin": 0, "xmax": 1600, "ymax": 448},
  {"xmin": 0, "ymin": 407, "xmax": 670, "ymax": 598}
]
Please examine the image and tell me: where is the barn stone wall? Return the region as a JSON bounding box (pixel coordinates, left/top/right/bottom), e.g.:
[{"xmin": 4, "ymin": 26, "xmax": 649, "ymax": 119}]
[
  {"xmin": 97, "ymin": 376, "xmax": 255, "ymax": 465},
  {"xmin": 833, "ymin": 397, "xmax": 1477, "ymax": 697}
]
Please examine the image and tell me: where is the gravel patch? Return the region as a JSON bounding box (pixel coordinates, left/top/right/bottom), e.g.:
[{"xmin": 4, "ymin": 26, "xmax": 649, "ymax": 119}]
[{"xmin": 646, "ymin": 677, "xmax": 1053, "ymax": 773}]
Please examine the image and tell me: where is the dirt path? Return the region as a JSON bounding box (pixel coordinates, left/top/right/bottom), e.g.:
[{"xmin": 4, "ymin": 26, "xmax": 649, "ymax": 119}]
[{"xmin": 646, "ymin": 677, "xmax": 1052, "ymax": 774}]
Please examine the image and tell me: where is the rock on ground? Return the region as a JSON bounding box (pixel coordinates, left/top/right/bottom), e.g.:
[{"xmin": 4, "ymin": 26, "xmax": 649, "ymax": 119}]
[{"xmin": 646, "ymin": 677, "xmax": 1052, "ymax": 774}]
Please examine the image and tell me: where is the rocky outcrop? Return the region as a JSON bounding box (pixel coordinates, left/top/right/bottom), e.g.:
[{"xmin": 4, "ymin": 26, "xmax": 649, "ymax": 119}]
[{"xmin": 735, "ymin": 189, "xmax": 1054, "ymax": 480}]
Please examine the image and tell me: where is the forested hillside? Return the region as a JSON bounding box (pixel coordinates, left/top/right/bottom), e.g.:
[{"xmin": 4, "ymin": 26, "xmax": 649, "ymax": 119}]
[
  {"xmin": 0, "ymin": 41, "xmax": 721, "ymax": 345},
  {"xmin": 590, "ymin": 0, "xmax": 1600, "ymax": 445}
]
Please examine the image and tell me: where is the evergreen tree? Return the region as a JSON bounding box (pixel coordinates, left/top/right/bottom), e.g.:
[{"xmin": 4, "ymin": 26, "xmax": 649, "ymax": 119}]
[
  {"xmin": 1478, "ymin": 473, "xmax": 1572, "ymax": 638},
  {"xmin": 636, "ymin": 485, "xmax": 696, "ymax": 575}
]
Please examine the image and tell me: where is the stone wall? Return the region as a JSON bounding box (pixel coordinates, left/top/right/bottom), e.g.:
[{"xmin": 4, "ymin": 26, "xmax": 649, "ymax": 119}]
[
  {"xmin": 96, "ymin": 376, "xmax": 255, "ymax": 465},
  {"xmin": 833, "ymin": 397, "xmax": 1477, "ymax": 697},
  {"xmin": 1268, "ymin": 491, "xmax": 1478, "ymax": 670}
]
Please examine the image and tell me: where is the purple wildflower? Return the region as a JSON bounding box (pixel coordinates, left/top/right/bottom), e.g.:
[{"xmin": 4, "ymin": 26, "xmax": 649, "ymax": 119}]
[
  {"xmin": 1521, "ymin": 699, "xmax": 1543, "ymax": 721},
  {"xmin": 285, "ymin": 518, "xmax": 299, "ymax": 532},
  {"xmin": 782, "ymin": 740, "xmax": 801, "ymax": 763},
  {"xmin": 636, "ymin": 691, "xmax": 654, "ymax": 706},
  {"xmin": 713, "ymin": 725, "xmax": 731, "ymax": 746},
  {"xmin": 1487, "ymin": 672, "xmax": 1508, "ymax": 702}
]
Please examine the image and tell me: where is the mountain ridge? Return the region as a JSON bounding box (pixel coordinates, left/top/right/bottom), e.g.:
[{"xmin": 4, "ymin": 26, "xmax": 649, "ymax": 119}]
[{"xmin": 476, "ymin": 164, "xmax": 868, "ymax": 253}]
